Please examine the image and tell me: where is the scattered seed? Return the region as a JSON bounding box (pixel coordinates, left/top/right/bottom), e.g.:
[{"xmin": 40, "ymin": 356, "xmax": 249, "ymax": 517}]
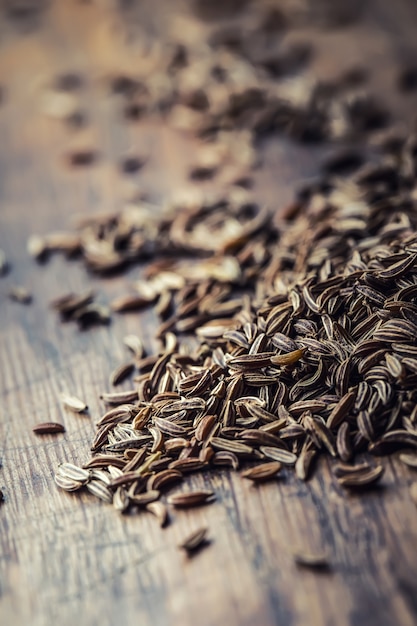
[
  {"xmin": 33, "ymin": 422, "xmax": 65, "ymax": 435},
  {"xmin": 179, "ymin": 527, "xmax": 209, "ymax": 553},
  {"xmin": 167, "ymin": 490, "xmax": 215, "ymax": 508},
  {"xmin": 337, "ymin": 465, "xmax": 384, "ymax": 488},
  {"xmin": 110, "ymin": 362, "xmax": 135, "ymax": 386},
  {"xmin": 293, "ymin": 551, "xmax": 330, "ymax": 570},
  {"xmin": 146, "ymin": 501, "xmax": 169, "ymax": 527},
  {"xmin": 241, "ymin": 461, "xmax": 282, "ymax": 482},
  {"xmin": 9, "ymin": 286, "xmax": 32, "ymax": 304},
  {"xmin": 60, "ymin": 393, "xmax": 87, "ymax": 413}
]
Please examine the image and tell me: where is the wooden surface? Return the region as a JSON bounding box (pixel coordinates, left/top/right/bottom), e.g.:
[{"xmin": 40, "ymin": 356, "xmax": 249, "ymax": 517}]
[{"xmin": 2, "ymin": 1, "xmax": 417, "ymax": 625}]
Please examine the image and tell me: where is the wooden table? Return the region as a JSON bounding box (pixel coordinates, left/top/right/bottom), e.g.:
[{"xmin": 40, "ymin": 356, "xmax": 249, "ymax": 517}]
[{"xmin": 1, "ymin": 1, "xmax": 417, "ymax": 625}]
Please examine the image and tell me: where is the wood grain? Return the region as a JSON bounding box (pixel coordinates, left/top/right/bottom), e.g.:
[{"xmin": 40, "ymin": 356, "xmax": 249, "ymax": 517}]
[{"xmin": 1, "ymin": 1, "xmax": 417, "ymax": 625}]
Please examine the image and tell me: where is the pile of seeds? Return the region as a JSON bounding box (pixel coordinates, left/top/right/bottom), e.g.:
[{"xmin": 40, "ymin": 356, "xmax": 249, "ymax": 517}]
[
  {"xmin": 53, "ymin": 148, "xmax": 417, "ymax": 511},
  {"xmin": 25, "ymin": 3, "xmax": 417, "ymax": 521}
]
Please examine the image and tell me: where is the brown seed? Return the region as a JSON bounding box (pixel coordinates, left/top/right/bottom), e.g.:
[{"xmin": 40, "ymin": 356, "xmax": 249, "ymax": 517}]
[
  {"xmin": 110, "ymin": 471, "xmax": 143, "ymax": 488},
  {"xmin": 195, "ymin": 414, "xmax": 217, "ymax": 441},
  {"xmin": 110, "ymin": 362, "xmax": 135, "ymax": 386},
  {"xmin": 67, "ymin": 150, "xmax": 97, "ymax": 166},
  {"xmin": 295, "ymin": 449, "xmax": 317, "ymax": 481},
  {"xmin": 337, "ymin": 465, "xmax": 384, "ymax": 488},
  {"xmin": 293, "ymin": 551, "xmax": 330, "ymax": 569},
  {"xmin": 83, "ymin": 455, "xmax": 126, "ymax": 469},
  {"xmin": 51, "ymin": 290, "xmax": 95, "ymax": 317},
  {"xmin": 167, "ymin": 490, "xmax": 215, "ymax": 508},
  {"xmin": 111, "ymin": 294, "xmax": 155, "ymax": 312},
  {"xmin": 228, "ymin": 352, "xmax": 276, "ymax": 370},
  {"xmin": 336, "ymin": 422, "xmax": 352, "ymax": 462},
  {"xmin": 147, "ymin": 469, "xmax": 183, "ymax": 491},
  {"xmin": 33, "ymin": 422, "xmax": 65, "ymax": 435},
  {"xmin": 333, "ymin": 462, "xmax": 372, "ymax": 477},
  {"xmin": 130, "ymin": 490, "xmax": 160, "ymax": 506},
  {"xmin": 241, "ymin": 461, "xmax": 282, "ymax": 482},
  {"xmin": 120, "ymin": 156, "xmax": 145, "ymax": 174},
  {"xmin": 327, "ymin": 390, "xmax": 357, "ymax": 429},
  {"xmin": 168, "ymin": 458, "xmax": 206, "ymax": 473},
  {"xmin": 179, "ymin": 527, "xmax": 209, "ymax": 553}
]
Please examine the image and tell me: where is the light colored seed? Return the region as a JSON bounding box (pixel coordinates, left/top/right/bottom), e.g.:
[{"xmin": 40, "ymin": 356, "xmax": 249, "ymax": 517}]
[
  {"xmin": 146, "ymin": 501, "xmax": 169, "ymax": 527},
  {"xmin": 60, "ymin": 393, "xmax": 88, "ymax": 413},
  {"xmin": 86, "ymin": 480, "xmax": 113, "ymax": 503},
  {"xmin": 27, "ymin": 235, "xmax": 48, "ymax": 260},
  {"xmin": 260, "ymin": 447, "xmax": 297, "ymax": 465},
  {"xmin": 57, "ymin": 463, "xmax": 90, "ymax": 483},
  {"xmin": 399, "ymin": 453, "xmax": 417, "ymax": 469},
  {"xmin": 40, "ymin": 90, "xmax": 79, "ymax": 118},
  {"xmin": 54, "ymin": 473, "xmax": 83, "ymax": 492},
  {"xmin": 9, "ymin": 285, "xmax": 32, "ymax": 304},
  {"xmin": 113, "ymin": 487, "xmax": 130, "ymax": 512},
  {"xmin": 123, "ymin": 335, "xmax": 144, "ymax": 358},
  {"xmin": 210, "ymin": 437, "xmax": 253, "ymax": 456}
]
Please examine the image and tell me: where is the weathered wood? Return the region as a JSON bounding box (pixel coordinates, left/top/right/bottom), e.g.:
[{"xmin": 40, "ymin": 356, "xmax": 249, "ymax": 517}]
[{"xmin": 1, "ymin": 1, "xmax": 417, "ymax": 625}]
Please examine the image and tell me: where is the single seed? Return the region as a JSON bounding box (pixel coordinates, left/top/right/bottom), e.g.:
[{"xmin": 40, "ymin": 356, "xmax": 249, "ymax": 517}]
[
  {"xmin": 33, "ymin": 422, "xmax": 65, "ymax": 435},
  {"xmin": 9, "ymin": 286, "xmax": 32, "ymax": 304},
  {"xmin": 241, "ymin": 461, "xmax": 282, "ymax": 482},
  {"xmin": 60, "ymin": 393, "xmax": 88, "ymax": 413},
  {"xmin": 293, "ymin": 551, "xmax": 330, "ymax": 569},
  {"xmin": 179, "ymin": 527, "xmax": 209, "ymax": 553},
  {"xmin": 167, "ymin": 490, "xmax": 215, "ymax": 508}
]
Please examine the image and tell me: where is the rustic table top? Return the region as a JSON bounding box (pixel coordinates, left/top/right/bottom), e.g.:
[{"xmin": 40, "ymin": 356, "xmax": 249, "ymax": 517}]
[{"xmin": 1, "ymin": 1, "xmax": 417, "ymax": 625}]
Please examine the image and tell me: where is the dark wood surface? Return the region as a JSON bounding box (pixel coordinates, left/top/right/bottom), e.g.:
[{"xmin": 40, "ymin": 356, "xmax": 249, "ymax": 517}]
[{"xmin": 1, "ymin": 1, "xmax": 417, "ymax": 625}]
